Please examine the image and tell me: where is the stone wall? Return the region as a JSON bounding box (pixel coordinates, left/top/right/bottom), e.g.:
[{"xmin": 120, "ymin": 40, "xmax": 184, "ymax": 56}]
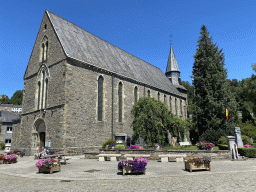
[{"xmin": 97, "ymin": 149, "xmax": 231, "ymax": 161}]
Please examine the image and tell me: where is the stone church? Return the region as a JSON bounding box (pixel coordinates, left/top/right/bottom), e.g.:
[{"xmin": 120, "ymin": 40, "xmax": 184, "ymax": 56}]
[{"xmin": 12, "ymin": 10, "xmax": 187, "ymax": 155}]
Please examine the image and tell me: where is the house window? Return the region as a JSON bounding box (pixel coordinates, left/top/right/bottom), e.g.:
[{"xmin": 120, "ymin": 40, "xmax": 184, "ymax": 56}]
[
  {"xmin": 98, "ymin": 76, "xmax": 104, "ymax": 121},
  {"xmin": 118, "ymin": 82, "xmax": 123, "ymax": 122},
  {"xmin": 134, "ymin": 86, "xmax": 138, "ymax": 103},
  {"xmin": 158, "ymin": 92, "xmax": 160, "ymax": 100},
  {"xmin": 6, "ymin": 126, "xmax": 12, "ymax": 133},
  {"xmin": 147, "ymin": 90, "xmax": 150, "ymax": 98},
  {"xmin": 164, "ymin": 95, "xmax": 166, "ymax": 103},
  {"xmin": 5, "ymin": 139, "xmax": 11, "ymax": 144}
]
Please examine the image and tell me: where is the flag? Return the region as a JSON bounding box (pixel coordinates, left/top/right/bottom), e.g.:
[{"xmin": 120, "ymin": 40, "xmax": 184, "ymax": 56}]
[
  {"xmin": 226, "ymin": 100, "xmax": 229, "ymax": 121},
  {"xmin": 226, "ymin": 108, "xmax": 229, "ymax": 121}
]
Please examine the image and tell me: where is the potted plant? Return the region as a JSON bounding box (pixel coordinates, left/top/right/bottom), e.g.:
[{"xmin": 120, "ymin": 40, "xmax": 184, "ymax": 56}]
[
  {"xmin": 17, "ymin": 152, "xmax": 25, "ymax": 157},
  {"xmin": 4, "ymin": 155, "xmax": 17, "ymax": 164},
  {"xmin": 118, "ymin": 157, "xmax": 148, "ymax": 175},
  {"xmin": 196, "ymin": 141, "xmax": 215, "ymax": 150},
  {"xmin": 36, "ymin": 159, "xmax": 61, "ymax": 174},
  {"xmin": 0, "ymin": 154, "xmax": 5, "ymax": 164},
  {"xmin": 108, "ymin": 142, "xmax": 116, "ymax": 149},
  {"xmin": 184, "ymin": 156, "xmax": 211, "ymax": 173}
]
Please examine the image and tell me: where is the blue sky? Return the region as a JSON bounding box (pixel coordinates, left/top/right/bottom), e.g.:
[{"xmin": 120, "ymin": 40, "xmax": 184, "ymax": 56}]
[{"xmin": 1, "ymin": 0, "xmax": 256, "ymax": 98}]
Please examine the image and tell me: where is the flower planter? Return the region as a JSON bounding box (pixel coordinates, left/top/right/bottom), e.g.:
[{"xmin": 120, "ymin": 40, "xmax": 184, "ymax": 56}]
[
  {"xmin": 122, "ymin": 166, "xmax": 145, "ymax": 175},
  {"xmin": 4, "ymin": 159, "xmax": 17, "ymax": 164},
  {"xmin": 184, "ymin": 160, "xmax": 211, "ymax": 173},
  {"xmin": 38, "ymin": 165, "xmax": 61, "ymax": 174}
]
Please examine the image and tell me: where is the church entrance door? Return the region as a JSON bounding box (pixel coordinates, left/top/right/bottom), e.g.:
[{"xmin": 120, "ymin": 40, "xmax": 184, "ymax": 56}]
[
  {"xmin": 33, "ymin": 118, "xmax": 46, "ymax": 152},
  {"xmin": 39, "ymin": 132, "xmax": 45, "ymax": 152}
]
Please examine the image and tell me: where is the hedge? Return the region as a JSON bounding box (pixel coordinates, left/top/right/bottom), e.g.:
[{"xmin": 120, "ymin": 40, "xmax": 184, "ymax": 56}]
[
  {"xmin": 218, "ymin": 144, "xmax": 229, "ymax": 150},
  {"xmin": 238, "ymin": 147, "xmax": 256, "ymax": 158}
]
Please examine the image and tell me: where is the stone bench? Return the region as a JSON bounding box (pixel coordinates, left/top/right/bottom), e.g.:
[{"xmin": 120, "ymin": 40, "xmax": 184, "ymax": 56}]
[
  {"xmin": 98, "ymin": 154, "xmax": 121, "ymax": 161},
  {"xmin": 179, "ymin": 142, "xmax": 191, "ymax": 146},
  {"xmin": 158, "ymin": 154, "xmax": 187, "ymax": 163},
  {"xmin": 123, "ymin": 154, "xmax": 151, "ymax": 161}
]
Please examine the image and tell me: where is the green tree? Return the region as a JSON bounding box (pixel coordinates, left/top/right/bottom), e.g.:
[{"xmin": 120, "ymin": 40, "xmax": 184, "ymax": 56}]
[
  {"xmin": 10, "ymin": 90, "xmax": 23, "ymax": 105},
  {"xmin": 182, "ymin": 81, "xmax": 195, "ymax": 116},
  {"xmin": 131, "ymin": 97, "xmax": 175, "ymax": 146},
  {"xmin": 0, "ymin": 95, "xmax": 10, "ymax": 104},
  {"xmin": 192, "ymin": 25, "xmax": 239, "ymax": 144}
]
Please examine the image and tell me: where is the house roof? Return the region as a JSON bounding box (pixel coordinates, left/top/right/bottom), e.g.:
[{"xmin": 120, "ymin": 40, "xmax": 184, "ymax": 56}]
[
  {"xmin": 166, "ymin": 46, "xmax": 180, "ymax": 73},
  {"xmin": 0, "ymin": 110, "xmax": 21, "ymax": 123},
  {"xmin": 46, "ymin": 10, "xmax": 184, "ymax": 98}
]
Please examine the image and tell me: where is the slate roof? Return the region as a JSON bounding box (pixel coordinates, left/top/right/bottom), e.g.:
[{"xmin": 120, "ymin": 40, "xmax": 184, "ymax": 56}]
[
  {"xmin": 46, "ymin": 10, "xmax": 184, "ymax": 98},
  {"xmin": 0, "ymin": 110, "xmax": 21, "ymax": 123},
  {"xmin": 166, "ymin": 46, "xmax": 180, "ymax": 73}
]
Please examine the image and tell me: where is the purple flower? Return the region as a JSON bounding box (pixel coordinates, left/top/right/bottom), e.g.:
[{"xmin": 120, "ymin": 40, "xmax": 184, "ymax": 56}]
[
  {"xmin": 5, "ymin": 155, "xmax": 17, "ymax": 161},
  {"xmin": 128, "ymin": 145, "xmax": 141, "ymax": 149}
]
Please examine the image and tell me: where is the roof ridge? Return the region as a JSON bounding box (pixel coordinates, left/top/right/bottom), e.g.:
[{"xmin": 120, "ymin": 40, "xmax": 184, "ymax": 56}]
[{"xmin": 46, "ymin": 10, "xmax": 162, "ymax": 72}]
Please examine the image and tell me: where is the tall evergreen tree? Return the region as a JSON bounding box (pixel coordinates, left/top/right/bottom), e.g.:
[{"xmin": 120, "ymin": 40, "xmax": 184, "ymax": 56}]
[{"xmin": 192, "ymin": 25, "xmax": 238, "ymax": 144}]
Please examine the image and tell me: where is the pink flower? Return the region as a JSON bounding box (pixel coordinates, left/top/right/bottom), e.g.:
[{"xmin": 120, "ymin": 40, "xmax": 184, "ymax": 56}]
[{"xmin": 244, "ymin": 144, "xmax": 251, "ymax": 148}]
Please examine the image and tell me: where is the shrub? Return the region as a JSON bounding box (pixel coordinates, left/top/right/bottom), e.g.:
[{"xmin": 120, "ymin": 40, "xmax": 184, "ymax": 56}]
[
  {"xmin": 241, "ymin": 135, "xmax": 253, "ymax": 145},
  {"xmin": 218, "ymin": 136, "xmax": 228, "ymax": 145},
  {"xmin": 196, "ymin": 141, "xmax": 214, "ymax": 150},
  {"xmin": 238, "ymin": 147, "xmax": 256, "ymax": 158},
  {"xmin": 115, "ymin": 144, "xmax": 126, "ymax": 150},
  {"xmin": 218, "ymin": 144, "xmax": 229, "ymax": 150},
  {"xmin": 0, "ymin": 142, "xmax": 5, "ymax": 150},
  {"xmin": 237, "ymin": 120, "xmax": 256, "ymax": 141},
  {"xmin": 102, "ymin": 138, "xmax": 116, "ymax": 149}
]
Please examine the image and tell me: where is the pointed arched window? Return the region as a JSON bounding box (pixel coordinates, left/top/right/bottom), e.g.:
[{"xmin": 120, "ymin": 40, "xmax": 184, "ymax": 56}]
[
  {"xmin": 118, "ymin": 82, "xmax": 123, "ymax": 122},
  {"xmin": 134, "ymin": 86, "xmax": 138, "ymax": 103},
  {"xmin": 158, "ymin": 92, "xmax": 160, "ymax": 100},
  {"xmin": 175, "ymin": 98, "xmax": 177, "ymax": 116},
  {"xmin": 37, "ymin": 82, "xmax": 41, "ymax": 110},
  {"xmin": 180, "ymin": 99, "xmax": 183, "ymax": 116},
  {"xmin": 169, "ymin": 96, "xmax": 172, "ymax": 111},
  {"xmin": 41, "ymin": 36, "xmax": 48, "ymax": 62},
  {"xmin": 147, "ymin": 90, "xmax": 150, "ymax": 98},
  {"xmin": 164, "ymin": 95, "xmax": 166, "ymax": 103},
  {"xmin": 36, "ymin": 65, "xmax": 49, "ymax": 110},
  {"xmin": 98, "ymin": 76, "xmax": 104, "ymax": 121}
]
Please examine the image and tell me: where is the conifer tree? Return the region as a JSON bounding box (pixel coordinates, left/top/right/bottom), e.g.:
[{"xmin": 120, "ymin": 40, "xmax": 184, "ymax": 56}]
[{"xmin": 192, "ymin": 25, "xmax": 238, "ymax": 144}]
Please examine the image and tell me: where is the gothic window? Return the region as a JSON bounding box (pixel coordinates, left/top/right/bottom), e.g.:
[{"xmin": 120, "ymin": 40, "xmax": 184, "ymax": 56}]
[
  {"xmin": 180, "ymin": 99, "xmax": 183, "ymax": 116},
  {"xmin": 175, "ymin": 98, "xmax": 177, "ymax": 116},
  {"xmin": 158, "ymin": 92, "xmax": 160, "ymax": 100},
  {"xmin": 147, "ymin": 90, "xmax": 150, "ymax": 98},
  {"xmin": 41, "ymin": 71, "xmax": 45, "ymax": 109},
  {"xmin": 37, "ymin": 82, "xmax": 41, "ymax": 110},
  {"xmin": 40, "ymin": 36, "xmax": 48, "ymax": 62},
  {"xmin": 134, "ymin": 86, "xmax": 138, "ymax": 103},
  {"xmin": 164, "ymin": 95, "xmax": 166, "ymax": 103},
  {"xmin": 169, "ymin": 96, "xmax": 172, "ymax": 111},
  {"xmin": 118, "ymin": 82, "xmax": 123, "ymax": 122},
  {"xmin": 98, "ymin": 76, "xmax": 104, "ymax": 121},
  {"xmin": 45, "ymin": 79, "xmax": 48, "ymax": 108},
  {"xmin": 37, "ymin": 65, "xmax": 49, "ymax": 110}
]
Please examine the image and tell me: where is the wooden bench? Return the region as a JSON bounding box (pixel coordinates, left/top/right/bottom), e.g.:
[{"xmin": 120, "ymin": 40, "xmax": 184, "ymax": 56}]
[
  {"xmin": 179, "ymin": 142, "xmax": 191, "ymax": 146},
  {"xmin": 158, "ymin": 154, "xmax": 187, "ymax": 163},
  {"xmin": 123, "ymin": 154, "xmax": 150, "ymax": 161},
  {"xmin": 98, "ymin": 154, "xmax": 121, "ymax": 161}
]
